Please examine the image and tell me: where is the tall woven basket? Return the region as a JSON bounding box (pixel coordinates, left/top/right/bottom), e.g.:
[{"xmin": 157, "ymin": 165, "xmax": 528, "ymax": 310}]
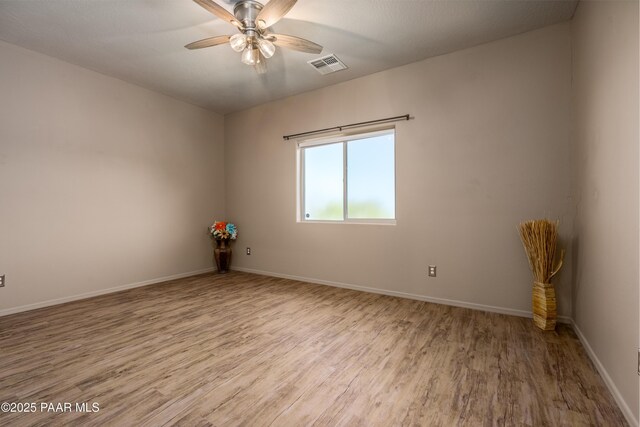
[{"xmin": 518, "ymin": 219, "xmax": 564, "ymax": 331}]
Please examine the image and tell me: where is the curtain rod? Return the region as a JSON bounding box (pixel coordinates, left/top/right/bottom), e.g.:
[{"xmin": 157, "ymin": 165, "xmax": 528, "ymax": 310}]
[{"xmin": 283, "ymin": 114, "xmax": 411, "ymax": 141}]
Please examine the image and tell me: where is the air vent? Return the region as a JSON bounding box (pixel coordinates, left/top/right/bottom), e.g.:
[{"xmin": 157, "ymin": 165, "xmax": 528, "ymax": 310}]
[{"xmin": 308, "ymin": 54, "xmax": 348, "ymax": 75}]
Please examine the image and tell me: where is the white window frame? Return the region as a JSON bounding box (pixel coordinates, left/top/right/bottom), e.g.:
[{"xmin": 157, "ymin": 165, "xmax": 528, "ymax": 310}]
[{"xmin": 296, "ymin": 126, "xmax": 396, "ymax": 225}]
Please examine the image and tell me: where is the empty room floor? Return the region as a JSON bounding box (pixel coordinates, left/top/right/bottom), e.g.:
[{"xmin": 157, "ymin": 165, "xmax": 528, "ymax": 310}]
[{"xmin": 0, "ymin": 272, "xmax": 627, "ymax": 426}]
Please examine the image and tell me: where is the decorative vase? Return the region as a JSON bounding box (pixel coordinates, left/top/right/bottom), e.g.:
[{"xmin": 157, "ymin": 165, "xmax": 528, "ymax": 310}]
[
  {"xmin": 532, "ymin": 282, "xmax": 557, "ymax": 331},
  {"xmin": 214, "ymin": 239, "xmax": 232, "ymax": 273}
]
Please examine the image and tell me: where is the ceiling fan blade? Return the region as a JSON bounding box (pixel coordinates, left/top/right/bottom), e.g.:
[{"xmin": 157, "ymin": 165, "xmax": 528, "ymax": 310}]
[
  {"xmin": 269, "ymin": 34, "xmax": 322, "ymax": 54},
  {"xmin": 193, "ymin": 0, "xmax": 242, "ymax": 29},
  {"xmin": 256, "ymin": 0, "xmax": 297, "ymax": 29},
  {"xmin": 254, "ymin": 53, "xmax": 267, "ymax": 75},
  {"xmin": 185, "ymin": 35, "xmax": 231, "ymax": 50}
]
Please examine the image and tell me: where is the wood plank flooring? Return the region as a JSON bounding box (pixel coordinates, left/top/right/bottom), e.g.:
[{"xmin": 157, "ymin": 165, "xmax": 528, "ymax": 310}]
[{"xmin": 0, "ymin": 272, "xmax": 627, "ymax": 426}]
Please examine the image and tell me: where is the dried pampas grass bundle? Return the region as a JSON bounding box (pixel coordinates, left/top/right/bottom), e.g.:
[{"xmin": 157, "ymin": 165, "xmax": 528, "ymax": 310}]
[{"xmin": 518, "ymin": 219, "xmax": 564, "ymax": 284}]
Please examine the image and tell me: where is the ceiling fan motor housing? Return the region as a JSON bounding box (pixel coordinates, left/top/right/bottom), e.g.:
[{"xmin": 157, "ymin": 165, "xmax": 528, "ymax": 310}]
[{"xmin": 234, "ymin": 0, "xmax": 264, "ymax": 36}]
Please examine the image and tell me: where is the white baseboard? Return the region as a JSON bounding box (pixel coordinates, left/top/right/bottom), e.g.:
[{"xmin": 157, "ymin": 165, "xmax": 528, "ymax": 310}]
[
  {"xmin": 231, "ymin": 266, "xmax": 572, "ymax": 323},
  {"xmin": 0, "ymin": 267, "xmax": 216, "ymax": 317},
  {"xmin": 571, "ymin": 320, "xmax": 638, "ymax": 427}
]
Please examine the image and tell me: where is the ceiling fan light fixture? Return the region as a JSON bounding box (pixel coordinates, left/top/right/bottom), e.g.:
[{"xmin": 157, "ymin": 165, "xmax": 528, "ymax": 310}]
[
  {"xmin": 241, "ymin": 46, "xmax": 259, "ymax": 65},
  {"xmin": 229, "ymin": 33, "xmax": 247, "ymax": 52},
  {"xmin": 257, "ymin": 38, "xmax": 275, "ymax": 59}
]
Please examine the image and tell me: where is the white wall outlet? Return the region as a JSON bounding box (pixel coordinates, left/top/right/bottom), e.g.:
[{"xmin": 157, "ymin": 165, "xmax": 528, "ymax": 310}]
[
  {"xmin": 428, "ymin": 266, "xmax": 437, "ymax": 277},
  {"xmin": 0, "ymin": 274, "xmax": 5, "ymax": 287},
  {"xmin": 246, "ymin": 247, "xmax": 251, "ymax": 255}
]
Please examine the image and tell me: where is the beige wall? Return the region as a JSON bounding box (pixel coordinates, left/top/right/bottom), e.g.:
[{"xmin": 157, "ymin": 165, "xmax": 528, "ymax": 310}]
[
  {"xmin": 571, "ymin": 1, "xmax": 639, "ymax": 423},
  {"xmin": 0, "ymin": 41, "xmax": 225, "ymax": 312},
  {"xmin": 225, "ymin": 24, "xmax": 573, "ymax": 317}
]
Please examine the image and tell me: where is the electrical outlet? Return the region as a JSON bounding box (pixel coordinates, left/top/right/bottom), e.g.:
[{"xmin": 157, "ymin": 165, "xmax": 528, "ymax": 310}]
[
  {"xmin": 246, "ymin": 247, "xmax": 251, "ymax": 255},
  {"xmin": 0, "ymin": 274, "xmax": 5, "ymax": 287},
  {"xmin": 428, "ymin": 266, "xmax": 437, "ymax": 277}
]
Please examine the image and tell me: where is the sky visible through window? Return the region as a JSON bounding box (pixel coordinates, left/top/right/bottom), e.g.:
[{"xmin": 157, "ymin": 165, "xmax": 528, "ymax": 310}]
[
  {"xmin": 303, "ymin": 132, "xmax": 395, "ymax": 221},
  {"xmin": 304, "ymin": 142, "xmax": 343, "ymax": 220}
]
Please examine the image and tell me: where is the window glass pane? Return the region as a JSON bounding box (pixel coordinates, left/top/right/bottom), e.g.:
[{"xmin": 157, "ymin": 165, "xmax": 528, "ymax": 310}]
[
  {"xmin": 303, "ymin": 143, "xmax": 344, "ymax": 220},
  {"xmin": 347, "ymin": 133, "xmax": 395, "ymax": 219}
]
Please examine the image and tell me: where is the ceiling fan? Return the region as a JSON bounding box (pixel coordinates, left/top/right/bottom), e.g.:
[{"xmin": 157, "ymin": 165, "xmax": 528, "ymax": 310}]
[{"xmin": 186, "ymin": 0, "xmax": 323, "ymax": 73}]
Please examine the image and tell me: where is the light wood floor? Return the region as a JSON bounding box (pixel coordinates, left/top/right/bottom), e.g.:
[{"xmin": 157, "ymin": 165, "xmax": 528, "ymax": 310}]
[{"xmin": 0, "ymin": 272, "xmax": 627, "ymax": 426}]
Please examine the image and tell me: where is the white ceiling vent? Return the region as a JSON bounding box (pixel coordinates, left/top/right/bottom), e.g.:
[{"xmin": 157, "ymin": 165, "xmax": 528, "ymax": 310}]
[{"xmin": 308, "ymin": 54, "xmax": 348, "ymax": 75}]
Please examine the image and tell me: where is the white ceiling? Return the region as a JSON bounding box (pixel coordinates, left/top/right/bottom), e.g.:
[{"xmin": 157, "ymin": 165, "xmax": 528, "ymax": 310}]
[{"xmin": 0, "ymin": 0, "xmax": 577, "ymax": 114}]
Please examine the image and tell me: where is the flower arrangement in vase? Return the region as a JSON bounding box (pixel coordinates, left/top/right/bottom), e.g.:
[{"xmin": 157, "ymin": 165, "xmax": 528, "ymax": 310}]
[{"xmin": 208, "ymin": 221, "xmax": 237, "ymax": 273}]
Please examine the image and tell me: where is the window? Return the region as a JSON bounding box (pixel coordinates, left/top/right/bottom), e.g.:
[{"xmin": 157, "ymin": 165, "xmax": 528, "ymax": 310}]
[{"xmin": 298, "ymin": 128, "xmax": 395, "ymax": 223}]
